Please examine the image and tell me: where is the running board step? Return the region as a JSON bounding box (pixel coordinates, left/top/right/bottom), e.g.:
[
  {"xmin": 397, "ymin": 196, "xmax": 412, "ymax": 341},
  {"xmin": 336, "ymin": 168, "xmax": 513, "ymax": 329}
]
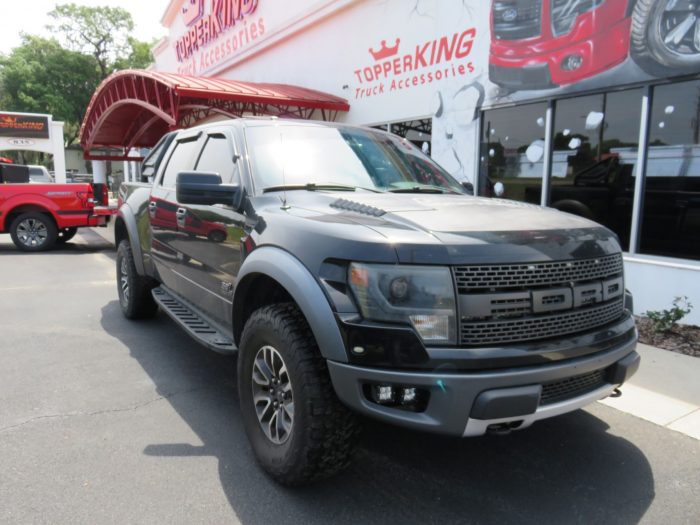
[{"xmin": 152, "ymin": 286, "xmax": 236, "ymax": 354}]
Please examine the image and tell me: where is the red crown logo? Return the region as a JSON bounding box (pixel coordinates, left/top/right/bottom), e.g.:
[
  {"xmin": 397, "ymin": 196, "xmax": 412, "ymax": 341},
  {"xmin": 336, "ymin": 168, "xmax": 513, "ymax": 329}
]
[
  {"xmin": 369, "ymin": 39, "xmax": 401, "ymax": 61},
  {"xmin": 181, "ymin": 0, "xmax": 204, "ymax": 27}
]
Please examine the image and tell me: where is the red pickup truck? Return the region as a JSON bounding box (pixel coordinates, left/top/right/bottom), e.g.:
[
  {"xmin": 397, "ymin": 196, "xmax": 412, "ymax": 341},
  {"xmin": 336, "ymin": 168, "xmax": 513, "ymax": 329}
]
[
  {"xmin": 489, "ymin": 0, "xmax": 700, "ymax": 91},
  {"xmin": 0, "ymin": 163, "xmax": 112, "ymax": 251}
]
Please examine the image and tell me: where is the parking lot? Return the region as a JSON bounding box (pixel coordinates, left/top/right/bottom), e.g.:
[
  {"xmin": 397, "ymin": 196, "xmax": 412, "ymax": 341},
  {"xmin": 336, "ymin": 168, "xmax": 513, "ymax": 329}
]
[{"xmin": 1, "ymin": 228, "xmax": 699, "ymax": 525}]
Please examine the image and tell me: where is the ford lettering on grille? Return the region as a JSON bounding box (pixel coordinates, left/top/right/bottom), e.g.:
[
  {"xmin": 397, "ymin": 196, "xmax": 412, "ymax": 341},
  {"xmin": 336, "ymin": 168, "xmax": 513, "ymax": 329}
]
[
  {"xmin": 455, "ymin": 255, "xmax": 626, "ymax": 346},
  {"xmin": 460, "ymin": 276, "xmax": 623, "ymax": 319}
]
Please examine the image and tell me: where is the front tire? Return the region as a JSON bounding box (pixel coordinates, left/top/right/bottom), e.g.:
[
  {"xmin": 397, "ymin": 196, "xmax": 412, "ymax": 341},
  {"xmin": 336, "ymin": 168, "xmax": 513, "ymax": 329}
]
[
  {"xmin": 116, "ymin": 239, "xmax": 158, "ymax": 319},
  {"xmin": 10, "ymin": 212, "xmax": 57, "ymax": 252},
  {"xmin": 238, "ymin": 303, "xmax": 360, "ymax": 486},
  {"xmin": 631, "ymin": 0, "xmax": 700, "ymax": 77}
]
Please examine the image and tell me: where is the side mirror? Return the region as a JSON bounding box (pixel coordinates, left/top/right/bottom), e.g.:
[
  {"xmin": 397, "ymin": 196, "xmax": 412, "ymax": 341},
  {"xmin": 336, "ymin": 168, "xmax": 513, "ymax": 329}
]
[
  {"xmin": 493, "ymin": 181, "xmax": 505, "ymax": 198},
  {"xmin": 176, "ymin": 171, "xmax": 242, "ymax": 208},
  {"xmin": 462, "ymin": 181, "xmax": 474, "ymax": 195}
]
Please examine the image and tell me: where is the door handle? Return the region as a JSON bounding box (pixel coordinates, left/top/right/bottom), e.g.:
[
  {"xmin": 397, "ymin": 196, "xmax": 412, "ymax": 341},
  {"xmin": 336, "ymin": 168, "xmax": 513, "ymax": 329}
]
[
  {"xmin": 176, "ymin": 207, "xmax": 187, "ymax": 228},
  {"xmin": 148, "ymin": 201, "xmax": 157, "ymax": 218}
]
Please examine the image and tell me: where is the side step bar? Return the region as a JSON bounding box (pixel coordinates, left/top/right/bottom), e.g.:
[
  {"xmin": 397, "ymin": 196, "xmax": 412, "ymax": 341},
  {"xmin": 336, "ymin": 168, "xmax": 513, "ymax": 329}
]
[{"xmin": 152, "ymin": 286, "xmax": 236, "ymax": 354}]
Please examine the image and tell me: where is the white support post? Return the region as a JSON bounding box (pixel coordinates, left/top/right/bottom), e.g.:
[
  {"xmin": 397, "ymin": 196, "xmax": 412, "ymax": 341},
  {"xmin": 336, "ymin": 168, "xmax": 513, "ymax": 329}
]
[
  {"xmin": 93, "ymin": 160, "xmax": 107, "ymax": 185},
  {"xmin": 629, "ymin": 86, "xmax": 653, "ymax": 254},
  {"xmin": 541, "ymin": 101, "xmax": 555, "ymax": 207},
  {"xmin": 51, "ymin": 121, "xmax": 67, "ymax": 184}
]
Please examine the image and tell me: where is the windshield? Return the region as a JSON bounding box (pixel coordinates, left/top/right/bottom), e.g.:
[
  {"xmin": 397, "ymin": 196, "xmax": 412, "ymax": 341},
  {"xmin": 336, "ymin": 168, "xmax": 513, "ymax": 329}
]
[{"xmin": 245, "ymin": 124, "xmax": 466, "ymax": 194}]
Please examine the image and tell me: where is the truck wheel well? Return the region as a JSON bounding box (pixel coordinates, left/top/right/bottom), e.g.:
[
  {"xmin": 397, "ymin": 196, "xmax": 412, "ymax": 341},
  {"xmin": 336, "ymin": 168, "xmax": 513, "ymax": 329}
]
[
  {"xmin": 115, "ymin": 217, "xmax": 128, "ymax": 246},
  {"xmin": 5, "ymin": 205, "xmax": 57, "ymax": 231},
  {"xmin": 233, "ymin": 274, "xmax": 294, "ymax": 345}
]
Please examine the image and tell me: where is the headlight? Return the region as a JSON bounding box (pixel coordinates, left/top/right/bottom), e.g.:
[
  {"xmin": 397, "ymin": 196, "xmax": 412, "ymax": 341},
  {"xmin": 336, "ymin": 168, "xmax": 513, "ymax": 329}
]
[
  {"xmin": 348, "ymin": 263, "xmax": 457, "ymax": 344},
  {"xmin": 551, "ymin": 0, "xmax": 604, "ymax": 37}
]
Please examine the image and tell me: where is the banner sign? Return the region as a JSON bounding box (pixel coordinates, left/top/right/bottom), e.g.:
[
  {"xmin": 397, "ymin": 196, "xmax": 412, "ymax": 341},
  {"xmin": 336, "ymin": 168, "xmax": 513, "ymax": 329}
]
[{"xmin": 0, "ymin": 113, "xmax": 50, "ymax": 139}]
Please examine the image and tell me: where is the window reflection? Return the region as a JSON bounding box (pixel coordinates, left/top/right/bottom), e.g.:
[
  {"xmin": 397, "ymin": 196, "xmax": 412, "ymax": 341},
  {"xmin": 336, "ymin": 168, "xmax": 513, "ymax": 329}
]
[
  {"xmin": 642, "ymin": 80, "xmax": 700, "ymax": 260},
  {"xmin": 479, "ymin": 103, "xmax": 547, "ymax": 201},
  {"xmin": 546, "ymin": 89, "xmax": 643, "ymax": 250}
]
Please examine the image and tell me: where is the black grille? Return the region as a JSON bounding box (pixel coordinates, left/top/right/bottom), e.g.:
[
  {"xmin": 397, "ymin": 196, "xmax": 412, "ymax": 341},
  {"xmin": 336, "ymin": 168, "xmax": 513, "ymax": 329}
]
[
  {"xmin": 493, "ymin": 0, "xmax": 542, "ymax": 40},
  {"xmin": 460, "ymin": 299, "xmax": 624, "ymax": 345},
  {"xmin": 541, "ymin": 369, "xmax": 608, "ymax": 405},
  {"xmin": 454, "ymin": 254, "xmax": 623, "ymax": 293}
]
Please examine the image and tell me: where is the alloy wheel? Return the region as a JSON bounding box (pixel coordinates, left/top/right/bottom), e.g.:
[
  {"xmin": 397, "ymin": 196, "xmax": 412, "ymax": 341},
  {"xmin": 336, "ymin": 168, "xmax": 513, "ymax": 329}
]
[
  {"xmin": 16, "ymin": 218, "xmax": 48, "ymax": 248},
  {"xmin": 251, "ymin": 345, "xmax": 294, "ymax": 444},
  {"xmin": 657, "ymin": 0, "xmax": 700, "ymax": 58},
  {"xmin": 119, "ymin": 256, "xmax": 130, "ymax": 305}
]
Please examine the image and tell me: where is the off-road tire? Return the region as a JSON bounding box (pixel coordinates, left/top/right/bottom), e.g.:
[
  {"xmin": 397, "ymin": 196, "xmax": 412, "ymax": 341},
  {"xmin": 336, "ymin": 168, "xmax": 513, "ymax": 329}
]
[
  {"xmin": 9, "ymin": 212, "xmax": 58, "ymax": 252},
  {"xmin": 630, "ymin": 0, "xmax": 700, "ymax": 77},
  {"xmin": 238, "ymin": 303, "xmax": 360, "ymax": 486},
  {"xmin": 56, "ymin": 227, "xmax": 78, "ymax": 244},
  {"xmin": 116, "ymin": 239, "xmax": 158, "ymax": 319}
]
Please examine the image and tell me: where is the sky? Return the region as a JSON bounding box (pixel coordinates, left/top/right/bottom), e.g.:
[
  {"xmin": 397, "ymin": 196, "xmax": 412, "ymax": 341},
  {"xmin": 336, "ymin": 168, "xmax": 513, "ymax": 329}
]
[{"xmin": 0, "ymin": 0, "xmax": 170, "ymax": 55}]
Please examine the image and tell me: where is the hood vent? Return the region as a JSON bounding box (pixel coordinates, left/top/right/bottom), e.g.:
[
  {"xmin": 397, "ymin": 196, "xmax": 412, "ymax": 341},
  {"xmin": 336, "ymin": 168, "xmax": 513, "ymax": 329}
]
[{"xmin": 330, "ymin": 198, "xmax": 386, "ymax": 217}]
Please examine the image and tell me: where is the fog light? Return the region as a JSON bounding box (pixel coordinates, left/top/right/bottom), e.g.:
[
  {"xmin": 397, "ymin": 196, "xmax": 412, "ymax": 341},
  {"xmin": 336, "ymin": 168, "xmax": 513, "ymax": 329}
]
[
  {"xmin": 399, "ymin": 387, "xmax": 417, "ymax": 405},
  {"xmin": 372, "ymin": 385, "xmax": 395, "ymax": 404},
  {"xmin": 561, "ymin": 54, "xmax": 584, "ymax": 71}
]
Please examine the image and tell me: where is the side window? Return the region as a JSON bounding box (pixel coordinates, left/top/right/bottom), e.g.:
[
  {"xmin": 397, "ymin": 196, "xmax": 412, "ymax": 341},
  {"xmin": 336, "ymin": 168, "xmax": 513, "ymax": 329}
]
[
  {"xmin": 195, "ymin": 135, "xmax": 238, "ymax": 183},
  {"xmin": 160, "ymin": 138, "xmax": 200, "ymax": 188},
  {"xmin": 141, "ymin": 137, "xmax": 168, "ymax": 182}
]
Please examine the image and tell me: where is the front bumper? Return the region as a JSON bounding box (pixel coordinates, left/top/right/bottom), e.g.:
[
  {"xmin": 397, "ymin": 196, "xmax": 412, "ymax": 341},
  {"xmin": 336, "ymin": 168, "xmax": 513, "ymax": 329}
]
[
  {"xmin": 327, "ymin": 334, "xmax": 638, "ymax": 437},
  {"xmin": 489, "ymin": 18, "xmax": 631, "ymax": 89}
]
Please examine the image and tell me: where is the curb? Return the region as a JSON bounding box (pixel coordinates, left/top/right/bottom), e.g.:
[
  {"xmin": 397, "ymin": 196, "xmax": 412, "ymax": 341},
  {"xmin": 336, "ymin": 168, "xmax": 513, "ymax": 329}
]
[{"xmin": 599, "ymin": 343, "xmax": 700, "ymax": 440}]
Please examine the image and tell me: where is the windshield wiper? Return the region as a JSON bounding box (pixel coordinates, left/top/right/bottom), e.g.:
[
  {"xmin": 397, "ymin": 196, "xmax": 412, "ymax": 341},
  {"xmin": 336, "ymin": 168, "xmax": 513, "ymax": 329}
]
[{"xmin": 263, "ymin": 183, "xmax": 382, "ymax": 193}]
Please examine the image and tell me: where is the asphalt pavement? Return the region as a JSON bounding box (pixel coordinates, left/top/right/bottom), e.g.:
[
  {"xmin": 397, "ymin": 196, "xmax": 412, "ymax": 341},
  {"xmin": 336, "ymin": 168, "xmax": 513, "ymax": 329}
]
[{"xmin": 1, "ymin": 228, "xmax": 699, "ymax": 524}]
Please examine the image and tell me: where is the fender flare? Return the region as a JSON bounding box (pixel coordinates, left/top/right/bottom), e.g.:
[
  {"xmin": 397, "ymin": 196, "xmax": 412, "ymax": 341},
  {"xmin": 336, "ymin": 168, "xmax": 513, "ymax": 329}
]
[
  {"xmin": 234, "ymin": 246, "xmax": 348, "ymax": 363},
  {"xmin": 116, "ymin": 204, "xmax": 146, "ymax": 276},
  {"xmin": 2, "ymin": 195, "xmax": 60, "ymax": 230}
]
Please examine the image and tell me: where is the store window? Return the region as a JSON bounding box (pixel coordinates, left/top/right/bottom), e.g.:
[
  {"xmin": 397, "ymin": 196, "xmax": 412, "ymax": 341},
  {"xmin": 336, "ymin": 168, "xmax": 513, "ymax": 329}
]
[
  {"xmin": 480, "ymin": 103, "xmax": 547, "ymax": 201},
  {"xmin": 550, "ymin": 89, "xmax": 643, "ymax": 250},
  {"xmin": 641, "ymin": 80, "xmax": 700, "ymax": 260}
]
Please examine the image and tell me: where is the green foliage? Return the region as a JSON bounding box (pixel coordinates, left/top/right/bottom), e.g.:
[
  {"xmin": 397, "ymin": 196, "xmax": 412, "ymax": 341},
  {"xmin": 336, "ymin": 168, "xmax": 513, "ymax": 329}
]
[
  {"xmin": 646, "ymin": 296, "xmax": 693, "ymax": 333},
  {"xmin": 0, "ymin": 35, "xmax": 101, "ymax": 145},
  {"xmin": 47, "ymin": 3, "xmax": 152, "ymax": 78},
  {"xmin": 0, "ymin": 3, "xmax": 155, "ymax": 147},
  {"xmin": 114, "ymin": 37, "xmax": 155, "ymax": 71}
]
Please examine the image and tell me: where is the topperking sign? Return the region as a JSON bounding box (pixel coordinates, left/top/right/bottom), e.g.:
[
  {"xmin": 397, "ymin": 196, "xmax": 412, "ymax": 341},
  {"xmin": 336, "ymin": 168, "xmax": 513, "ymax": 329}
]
[{"xmin": 175, "ymin": 0, "xmax": 263, "ymax": 74}]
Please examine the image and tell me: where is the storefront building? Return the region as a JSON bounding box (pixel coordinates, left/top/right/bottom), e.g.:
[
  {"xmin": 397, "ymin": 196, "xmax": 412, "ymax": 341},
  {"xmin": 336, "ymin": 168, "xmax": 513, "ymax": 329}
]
[{"xmin": 152, "ymin": 0, "xmax": 700, "ymax": 323}]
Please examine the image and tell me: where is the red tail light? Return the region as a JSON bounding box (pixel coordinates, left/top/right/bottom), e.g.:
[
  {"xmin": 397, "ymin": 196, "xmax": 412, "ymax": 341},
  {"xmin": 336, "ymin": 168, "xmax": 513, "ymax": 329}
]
[{"xmin": 76, "ymin": 191, "xmax": 95, "ymax": 208}]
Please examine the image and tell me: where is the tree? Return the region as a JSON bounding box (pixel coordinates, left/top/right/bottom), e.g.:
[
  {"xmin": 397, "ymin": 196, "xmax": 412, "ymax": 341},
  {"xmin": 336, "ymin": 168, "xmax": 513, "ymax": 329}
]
[
  {"xmin": 0, "ymin": 35, "xmax": 101, "ymax": 145},
  {"xmin": 47, "ymin": 3, "xmax": 152, "ymax": 78},
  {"xmin": 114, "ymin": 37, "xmax": 156, "ymax": 71}
]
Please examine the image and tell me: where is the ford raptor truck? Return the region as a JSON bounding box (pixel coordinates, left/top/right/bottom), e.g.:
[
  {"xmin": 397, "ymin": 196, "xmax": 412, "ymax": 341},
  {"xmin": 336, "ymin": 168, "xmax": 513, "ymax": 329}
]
[{"xmin": 115, "ymin": 118, "xmax": 639, "ymax": 486}]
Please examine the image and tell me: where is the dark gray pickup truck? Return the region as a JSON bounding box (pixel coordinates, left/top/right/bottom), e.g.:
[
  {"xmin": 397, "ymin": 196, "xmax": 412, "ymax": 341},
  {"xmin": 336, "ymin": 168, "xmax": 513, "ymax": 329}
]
[{"xmin": 115, "ymin": 118, "xmax": 639, "ymax": 485}]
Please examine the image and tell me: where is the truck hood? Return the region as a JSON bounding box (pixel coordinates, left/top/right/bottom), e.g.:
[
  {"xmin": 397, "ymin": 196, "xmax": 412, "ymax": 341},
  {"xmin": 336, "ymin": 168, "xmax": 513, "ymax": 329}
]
[
  {"xmin": 258, "ymin": 191, "xmax": 621, "ymax": 264},
  {"xmin": 312, "ymin": 193, "xmax": 599, "ymax": 233}
]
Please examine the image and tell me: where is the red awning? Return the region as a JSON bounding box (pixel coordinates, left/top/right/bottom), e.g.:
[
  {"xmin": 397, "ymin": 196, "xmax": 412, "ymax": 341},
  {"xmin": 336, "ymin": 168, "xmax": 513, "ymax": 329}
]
[{"xmin": 79, "ymin": 69, "xmax": 350, "ymax": 160}]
